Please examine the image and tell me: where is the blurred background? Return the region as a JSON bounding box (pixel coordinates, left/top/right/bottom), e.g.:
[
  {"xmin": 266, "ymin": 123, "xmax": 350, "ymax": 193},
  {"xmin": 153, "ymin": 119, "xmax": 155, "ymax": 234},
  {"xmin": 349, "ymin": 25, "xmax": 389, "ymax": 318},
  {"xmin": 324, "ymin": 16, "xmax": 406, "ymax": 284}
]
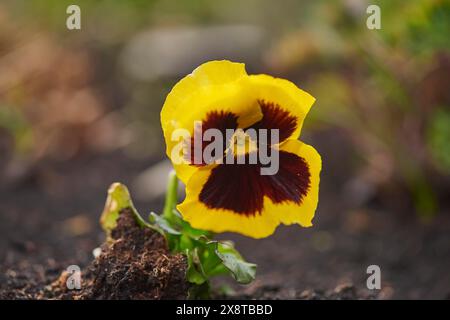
[{"xmin": 0, "ymin": 0, "xmax": 449, "ymax": 299}]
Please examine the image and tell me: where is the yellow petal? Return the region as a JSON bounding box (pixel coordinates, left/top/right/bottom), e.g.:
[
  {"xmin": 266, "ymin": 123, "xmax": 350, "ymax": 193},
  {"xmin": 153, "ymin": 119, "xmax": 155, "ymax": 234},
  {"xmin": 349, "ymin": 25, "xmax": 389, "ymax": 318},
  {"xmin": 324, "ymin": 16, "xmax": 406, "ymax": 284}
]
[
  {"xmin": 243, "ymin": 74, "xmax": 316, "ymax": 141},
  {"xmin": 161, "ymin": 60, "xmax": 262, "ymax": 183},
  {"xmin": 177, "ymin": 165, "xmax": 279, "ymax": 239},
  {"xmin": 177, "ymin": 139, "xmax": 321, "ymax": 238},
  {"xmin": 265, "ymin": 139, "xmax": 321, "ymax": 228}
]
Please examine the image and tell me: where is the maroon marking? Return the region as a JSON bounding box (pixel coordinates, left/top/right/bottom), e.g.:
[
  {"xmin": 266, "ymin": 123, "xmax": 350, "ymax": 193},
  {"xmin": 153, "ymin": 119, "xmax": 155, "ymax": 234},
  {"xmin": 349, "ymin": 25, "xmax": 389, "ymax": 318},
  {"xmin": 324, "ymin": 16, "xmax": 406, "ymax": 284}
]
[
  {"xmin": 199, "ymin": 150, "xmax": 311, "ymax": 215},
  {"xmin": 186, "ymin": 111, "xmax": 238, "ymax": 166},
  {"xmin": 248, "ymin": 100, "xmax": 298, "ymax": 145}
]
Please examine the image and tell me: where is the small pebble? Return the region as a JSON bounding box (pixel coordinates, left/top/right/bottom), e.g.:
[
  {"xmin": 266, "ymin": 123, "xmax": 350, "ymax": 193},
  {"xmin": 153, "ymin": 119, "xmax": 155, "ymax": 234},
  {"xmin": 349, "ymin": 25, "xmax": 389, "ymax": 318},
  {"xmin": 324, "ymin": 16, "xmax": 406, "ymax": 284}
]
[{"xmin": 92, "ymin": 247, "xmax": 102, "ymax": 258}]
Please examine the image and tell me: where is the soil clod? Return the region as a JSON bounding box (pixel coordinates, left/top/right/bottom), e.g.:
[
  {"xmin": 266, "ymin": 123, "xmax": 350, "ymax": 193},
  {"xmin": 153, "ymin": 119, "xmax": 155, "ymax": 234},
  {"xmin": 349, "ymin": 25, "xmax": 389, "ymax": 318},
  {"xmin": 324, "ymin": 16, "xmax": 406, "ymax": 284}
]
[{"xmin": 43, "ymin": 209, "xmax": 189, "ymax": 299}]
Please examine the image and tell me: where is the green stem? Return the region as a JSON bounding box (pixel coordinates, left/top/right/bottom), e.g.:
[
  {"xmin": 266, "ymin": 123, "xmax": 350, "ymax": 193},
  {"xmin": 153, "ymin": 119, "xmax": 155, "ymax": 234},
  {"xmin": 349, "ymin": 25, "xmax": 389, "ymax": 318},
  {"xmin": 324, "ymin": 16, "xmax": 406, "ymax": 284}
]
[{"xmin": 163, "ymin": 170, "xmax": 179, "ymax": 220}]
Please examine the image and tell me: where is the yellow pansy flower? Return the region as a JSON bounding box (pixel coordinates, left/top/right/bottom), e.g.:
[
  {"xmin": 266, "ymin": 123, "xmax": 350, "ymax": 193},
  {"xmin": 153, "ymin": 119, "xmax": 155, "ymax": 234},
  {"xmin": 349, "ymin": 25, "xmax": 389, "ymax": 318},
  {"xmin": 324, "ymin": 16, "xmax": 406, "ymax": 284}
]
[{"xmin": 161, "ymin": 60, "xmax": 321, "ymax": 238}]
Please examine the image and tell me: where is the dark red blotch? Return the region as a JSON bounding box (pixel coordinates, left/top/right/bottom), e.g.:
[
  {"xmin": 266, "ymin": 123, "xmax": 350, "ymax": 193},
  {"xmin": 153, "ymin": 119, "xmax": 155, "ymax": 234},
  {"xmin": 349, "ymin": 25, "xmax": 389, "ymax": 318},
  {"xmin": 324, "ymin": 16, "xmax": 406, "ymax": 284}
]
[{"xmin": 199, "ymin": 150, "xmax": 311, "ymax": 215}]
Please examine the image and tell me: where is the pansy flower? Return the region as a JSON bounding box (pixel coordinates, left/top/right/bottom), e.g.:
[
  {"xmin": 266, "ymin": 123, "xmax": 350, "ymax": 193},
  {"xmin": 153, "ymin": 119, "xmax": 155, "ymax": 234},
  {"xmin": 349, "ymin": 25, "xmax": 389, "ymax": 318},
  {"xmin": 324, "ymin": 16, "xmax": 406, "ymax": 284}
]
[{"xmin": 161, "ymin": 60, "xmax": 321, "ymax": 238}]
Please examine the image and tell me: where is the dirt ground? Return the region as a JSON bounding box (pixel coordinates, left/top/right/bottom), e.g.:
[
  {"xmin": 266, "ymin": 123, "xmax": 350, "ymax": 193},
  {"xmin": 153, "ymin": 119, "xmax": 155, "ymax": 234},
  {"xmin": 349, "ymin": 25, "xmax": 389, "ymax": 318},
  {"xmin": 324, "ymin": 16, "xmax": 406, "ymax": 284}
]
[{"xmin": 1, "ymin": 132, "xmax": 449, "ymax": 299}]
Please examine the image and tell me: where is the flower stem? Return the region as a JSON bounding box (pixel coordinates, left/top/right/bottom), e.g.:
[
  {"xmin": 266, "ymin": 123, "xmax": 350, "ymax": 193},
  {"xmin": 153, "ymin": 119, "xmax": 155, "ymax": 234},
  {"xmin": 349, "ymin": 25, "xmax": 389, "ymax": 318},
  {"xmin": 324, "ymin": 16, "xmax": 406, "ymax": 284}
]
[{"xmin": 163, "ymin": 170, "xmax": 179, "ymax": 220}]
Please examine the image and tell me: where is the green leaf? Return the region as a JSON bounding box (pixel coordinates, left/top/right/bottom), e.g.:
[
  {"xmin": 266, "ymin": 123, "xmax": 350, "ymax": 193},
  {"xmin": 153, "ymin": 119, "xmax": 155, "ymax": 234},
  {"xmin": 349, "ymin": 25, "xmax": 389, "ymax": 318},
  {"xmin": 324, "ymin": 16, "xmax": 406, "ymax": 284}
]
[
  {"xmin": 185, "ymin": 249, "xmax": 207, "ymax": 285},
  {"xmin": 100, "ymin": 183, "xmax": 155, "ymax": 237},
  {"xmin": 148, "ymin": 212, "xmax": 180, "ymax": 235},
  {"xmin": 196, "ymin": 240, "xmax": 224, "ymax": 278},
  {"xmin": 215, "ymin": 242, "xmax": 257, "ymax": 284},
  {"xmin": 183, "ymin": 237, "xmax": 256, "ymax": 285}
]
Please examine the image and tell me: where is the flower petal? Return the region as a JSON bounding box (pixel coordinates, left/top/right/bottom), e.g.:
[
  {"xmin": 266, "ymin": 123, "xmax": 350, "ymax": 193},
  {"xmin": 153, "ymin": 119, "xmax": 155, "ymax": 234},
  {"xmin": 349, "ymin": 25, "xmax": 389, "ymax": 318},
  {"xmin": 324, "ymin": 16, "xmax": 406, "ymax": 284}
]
[
  {"xmin": 161, "ymin": 60, "xmax": 262, "ymax": 183},
  {"xmin": 186, "ymin": 110, "xmax": 238, "ymax": 167},
  {"xmin": 177, "ymin": 166, "xmax": 279, "ymax": 238},
  {"xmin": 247, "ymin": 100, "xmax": 299, "ymax": 144},
  {"xmin": 243, "ymin": 74, "xmax": 316, "ymax": 142},
  {"xmin": 177, "ymin": 140, "xmax": 321, "ymax": 238},
  {"xmin": 265, "ymin": 139, "xmax": 321, "ymax": 228}
]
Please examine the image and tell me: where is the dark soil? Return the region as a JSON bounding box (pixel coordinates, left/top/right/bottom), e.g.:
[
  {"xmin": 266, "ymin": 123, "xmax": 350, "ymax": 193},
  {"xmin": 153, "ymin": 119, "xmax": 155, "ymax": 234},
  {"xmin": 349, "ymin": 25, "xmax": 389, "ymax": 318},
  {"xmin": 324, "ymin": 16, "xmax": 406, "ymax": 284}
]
[
  {"xmin": 1, "ymin": 137, "xmax": 449, "ymax": 299},
  {"xmin": 41, "ymin": 209, "xmax": 188, "ymax": 300},
  {"xmin": 221, "ymin": 282, "xmax": 377, "ymax": 300}
]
